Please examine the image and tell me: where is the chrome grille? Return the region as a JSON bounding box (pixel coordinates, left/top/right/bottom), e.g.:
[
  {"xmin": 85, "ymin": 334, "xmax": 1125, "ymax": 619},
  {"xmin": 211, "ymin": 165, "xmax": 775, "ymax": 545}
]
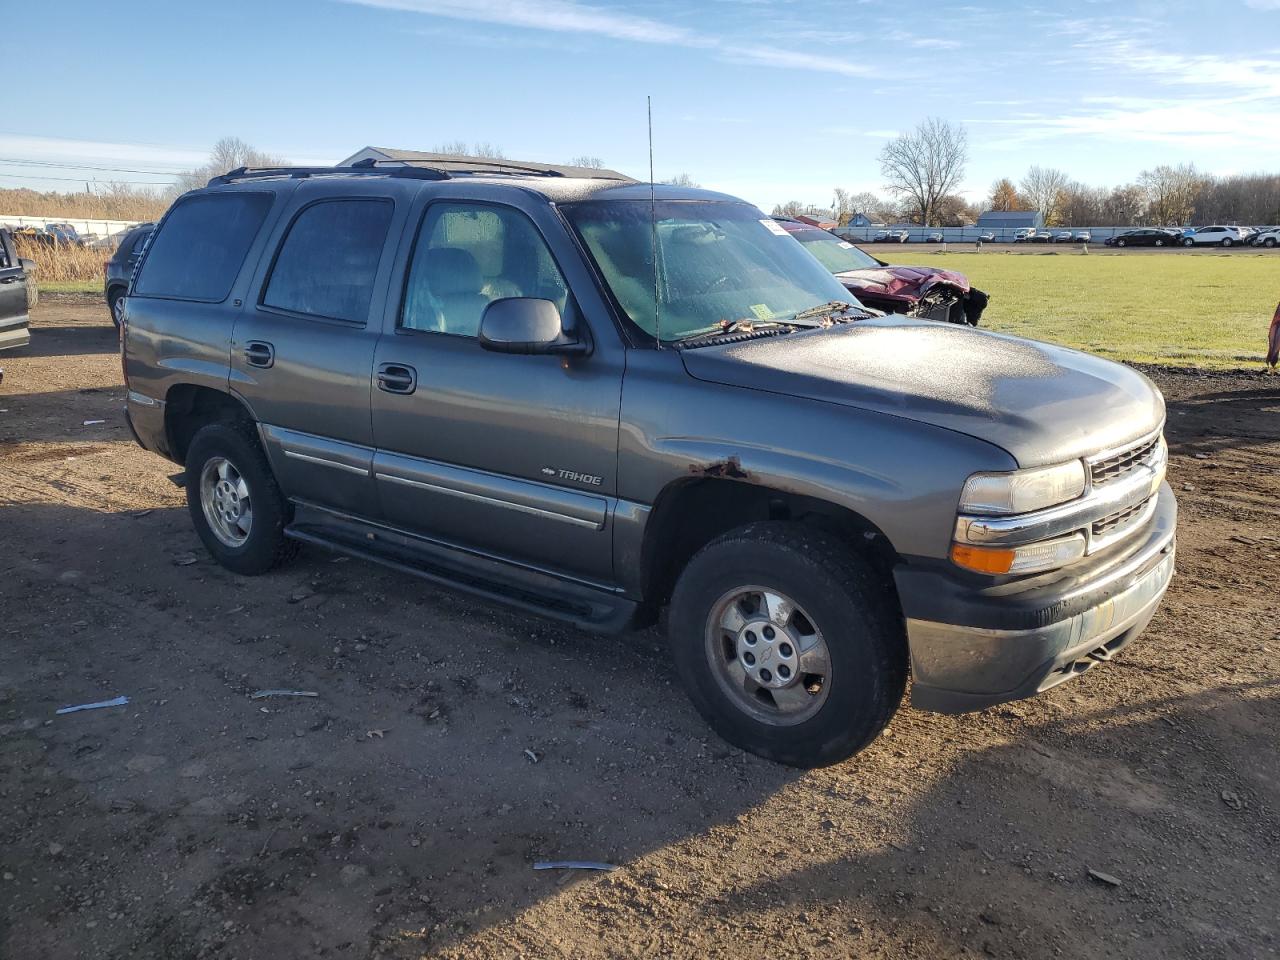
[
  {"xmin": 1090, "ymin": 434, "xmax": 1161, "ymax": 486},
  {"xmin": 1091, "ymin": 495, "xmax": 1156, "ymax": 549}
]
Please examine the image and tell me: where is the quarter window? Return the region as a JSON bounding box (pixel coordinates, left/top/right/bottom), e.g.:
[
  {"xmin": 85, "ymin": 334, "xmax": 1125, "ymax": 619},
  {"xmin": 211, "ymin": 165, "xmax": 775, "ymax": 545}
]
[
  {"xmin": 401, "ymin": 203, "xmax": 569, "ymax": 337},
  {"xmin": 263, "ymin": 199, "xmax": 393, "ymax": 323},
  {"xmin": 134, "ymin": 193, "xmax": 272, "ymax": 302}
]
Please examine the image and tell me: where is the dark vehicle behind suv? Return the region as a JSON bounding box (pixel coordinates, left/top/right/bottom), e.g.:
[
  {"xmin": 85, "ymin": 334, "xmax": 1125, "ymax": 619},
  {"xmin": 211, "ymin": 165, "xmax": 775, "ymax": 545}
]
[
  {"xmin": 104, "ymin": 222, "xmax": 154, "ymax": 327},
  {"xmin": 0, "ymin": 228, "xmax": 34, "ymax": 352},
  {"xmin": 120, "ymin": 159, "xmax": 1175, "ymax": 767}
]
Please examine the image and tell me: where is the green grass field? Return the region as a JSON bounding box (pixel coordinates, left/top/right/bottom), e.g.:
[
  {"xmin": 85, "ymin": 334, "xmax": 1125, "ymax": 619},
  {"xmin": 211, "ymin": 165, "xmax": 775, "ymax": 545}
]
[
  {"xmin": 39, "ymin": 279, "xmax": 100, "ymax": 295},
  {"xmin": 918, "ymin": 251, "xmax": 1278, "ymax": 369}
]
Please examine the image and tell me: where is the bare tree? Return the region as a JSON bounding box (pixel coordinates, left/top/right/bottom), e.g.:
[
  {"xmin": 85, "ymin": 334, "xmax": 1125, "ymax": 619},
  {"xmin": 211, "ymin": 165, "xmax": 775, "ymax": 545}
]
[
  {"xmin": 661, "ymin": 173, "xmax": 701, "ymax": 188},
  {"xmin": 1056, "ymin": 182, "xmax": 1106, "ymax": 225},
  {"xmin": 1139, "ymin": 163, "xmax": 1208, "ymax": 225},
  {"xmin": 1019, "ymin": 166, "xmax": 1070, "ymax": 224},
  {"xmin": 432, "ymin": 141, "xmax": 506, "ymax": 158},
  {"xmin": 170, "ymin": 137, "xmax": 287, "ymax": 196},
  {"xmin": 567, "ymin": 155, "xmax": 606, "ymax": 169},
  {"xmin": 1101, "ymin": 184, "xmax": 1147, "ymax": 226},
  {"xmin": 772, "ymin": 200, "xmax": 833, "ymax": 218},
  {"xmin": 832, "ymin": 188, "xmax": 890, "ymax": 225},
  {"xmin": 878, "ymin": 118, "xmax": 968, "ymax": 227}
]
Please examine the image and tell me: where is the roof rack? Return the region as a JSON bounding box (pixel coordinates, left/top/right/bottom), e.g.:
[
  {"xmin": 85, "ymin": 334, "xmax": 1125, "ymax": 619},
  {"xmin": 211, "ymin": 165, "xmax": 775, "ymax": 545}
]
[
  {"xmin": 207, "ymin": 156, "xmax": 636, "ymax": 188},
  {"xmin": 207, "ymin": 164, "xmax": 448, "ymax": 187},
  {"xmin": 355, "ymin": 155, "xmax": 635, "ymax": 181}
]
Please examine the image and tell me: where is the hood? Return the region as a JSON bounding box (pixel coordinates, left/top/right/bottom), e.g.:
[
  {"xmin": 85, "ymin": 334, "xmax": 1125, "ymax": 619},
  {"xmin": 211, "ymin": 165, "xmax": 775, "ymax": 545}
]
[
  {"xmin": 835, "ymin": 264, "xmax": 970, "ymax": 303},
  {"xmin": 679, "ymin": 316, "xmax": 1165, "ymax": 467}
]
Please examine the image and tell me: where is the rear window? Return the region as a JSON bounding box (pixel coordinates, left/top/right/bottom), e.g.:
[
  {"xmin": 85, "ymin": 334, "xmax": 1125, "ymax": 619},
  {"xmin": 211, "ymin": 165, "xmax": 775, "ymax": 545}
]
[
  {"xmin": 135, "ymin": 193, "xmax": 271, "ymax": 301},
  {"xmin": 262, "ymin": 199, "xmax": 393, "ymax": 324}
]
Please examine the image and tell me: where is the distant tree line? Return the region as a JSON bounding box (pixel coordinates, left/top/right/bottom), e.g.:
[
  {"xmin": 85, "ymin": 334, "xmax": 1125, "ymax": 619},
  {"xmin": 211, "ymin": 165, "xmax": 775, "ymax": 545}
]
[{"xmin": 772, "ymin": 117, "xmax": 1280, "ymax": 228}]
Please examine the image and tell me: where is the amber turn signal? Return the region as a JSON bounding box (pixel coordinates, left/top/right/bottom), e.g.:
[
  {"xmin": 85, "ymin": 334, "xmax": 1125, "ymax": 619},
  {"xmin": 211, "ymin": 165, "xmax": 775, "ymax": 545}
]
[{"xmin": 950, "ymin": 543, "xmax": 1016, "ymax": 574}]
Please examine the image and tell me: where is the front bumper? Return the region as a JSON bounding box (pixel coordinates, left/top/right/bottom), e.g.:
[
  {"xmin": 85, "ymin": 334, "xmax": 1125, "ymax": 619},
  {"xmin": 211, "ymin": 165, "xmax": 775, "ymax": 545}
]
[{"xmin": 897, "ymin": 482, "xmax": 1176, "ymax": 713}]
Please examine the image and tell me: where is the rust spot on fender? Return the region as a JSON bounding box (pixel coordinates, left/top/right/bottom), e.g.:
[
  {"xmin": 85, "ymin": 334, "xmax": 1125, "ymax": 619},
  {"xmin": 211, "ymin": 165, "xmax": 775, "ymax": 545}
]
[{"xmin": 692, "ymin": 457, "xmax": 751, "ymax": 481}]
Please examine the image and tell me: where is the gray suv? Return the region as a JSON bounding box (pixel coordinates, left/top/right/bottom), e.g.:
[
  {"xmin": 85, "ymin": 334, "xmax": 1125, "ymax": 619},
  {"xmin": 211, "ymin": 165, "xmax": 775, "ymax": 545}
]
[{"xmin": 121, "ymin": 159, "xmax": 1176, "ymax": 767}]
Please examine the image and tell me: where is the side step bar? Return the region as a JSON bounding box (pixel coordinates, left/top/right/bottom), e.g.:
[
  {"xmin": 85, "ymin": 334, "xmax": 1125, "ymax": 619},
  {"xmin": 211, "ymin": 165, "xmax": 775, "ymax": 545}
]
[{"xmin": 284, "ymin": 506, "xmax": 639, "ymax": 634}]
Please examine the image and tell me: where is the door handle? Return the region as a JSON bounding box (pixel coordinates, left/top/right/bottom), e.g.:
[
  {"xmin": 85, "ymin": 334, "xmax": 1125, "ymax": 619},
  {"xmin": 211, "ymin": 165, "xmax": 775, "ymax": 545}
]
[
  {"xmin": 244, "ymin": 340, "xmax": 275, "ymax": 368},
  {"xmin": 376, "ymin": 362, "xmax": 417, "ymax": 395}
]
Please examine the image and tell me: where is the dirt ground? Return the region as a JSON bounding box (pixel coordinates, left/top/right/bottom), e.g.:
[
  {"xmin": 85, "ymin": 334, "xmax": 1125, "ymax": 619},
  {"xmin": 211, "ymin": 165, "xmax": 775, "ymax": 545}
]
[{"xmin": 1, "ymin": 299, "xmax": 1277, "ymax": 960}]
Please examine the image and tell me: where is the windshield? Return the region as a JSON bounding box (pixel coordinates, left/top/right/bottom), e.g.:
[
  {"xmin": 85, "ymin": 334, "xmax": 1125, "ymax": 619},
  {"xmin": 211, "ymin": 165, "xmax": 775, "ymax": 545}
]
[
  {"xmin": 564, "ymin": 200, "xmax": 862, "ymax": 342},
  {"xmin": 774, "ymin": 221, "xmax": 880, "ymax": 274}
]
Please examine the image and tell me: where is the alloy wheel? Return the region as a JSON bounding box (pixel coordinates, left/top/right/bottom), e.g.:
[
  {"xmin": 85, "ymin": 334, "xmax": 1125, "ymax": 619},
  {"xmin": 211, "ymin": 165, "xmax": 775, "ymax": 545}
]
[{"xmin": 199, "ymin": 456, "xmax": 253, "ymax": 547}]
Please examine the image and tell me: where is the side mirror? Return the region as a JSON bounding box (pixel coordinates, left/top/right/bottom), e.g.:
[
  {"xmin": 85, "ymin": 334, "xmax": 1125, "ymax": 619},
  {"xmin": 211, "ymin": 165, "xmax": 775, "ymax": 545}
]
[{"xmin": 478, "ymin": 298, "xmax": 588, "ymax": 356}]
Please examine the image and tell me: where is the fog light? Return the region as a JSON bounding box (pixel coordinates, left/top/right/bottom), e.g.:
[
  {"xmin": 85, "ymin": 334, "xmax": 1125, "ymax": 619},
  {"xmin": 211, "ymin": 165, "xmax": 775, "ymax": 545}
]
[{"xmin": 951, "ymin": 533, "xmax": 1086, "ymax": 575}]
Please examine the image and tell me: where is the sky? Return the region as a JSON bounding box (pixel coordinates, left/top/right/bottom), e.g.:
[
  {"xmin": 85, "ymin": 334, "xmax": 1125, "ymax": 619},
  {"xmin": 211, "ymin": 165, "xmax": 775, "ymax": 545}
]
[{"xmin": 6, "ymin": 0, "xmax": 1280, "ymax": 212}]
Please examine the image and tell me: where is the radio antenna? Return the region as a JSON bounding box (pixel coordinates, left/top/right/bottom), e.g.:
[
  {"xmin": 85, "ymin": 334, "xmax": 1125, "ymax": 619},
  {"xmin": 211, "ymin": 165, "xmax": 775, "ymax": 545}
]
[{"xmin": 648, "ymin": 95, "xmax": 661, "ymax": 349}]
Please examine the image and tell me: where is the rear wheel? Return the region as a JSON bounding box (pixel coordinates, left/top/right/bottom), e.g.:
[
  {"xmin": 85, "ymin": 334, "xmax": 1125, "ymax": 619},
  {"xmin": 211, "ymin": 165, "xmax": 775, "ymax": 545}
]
[
  {"xmin": 1222, "ymin": 237, "xmax": 1234, "ymax": 247},
  {"xmin": 668, "ymin": 522, "xmax": 906, "ymax": 767},
  {"xmin": 1155, "ymin": 238, "xmax": 1165, "ymax": 247},
  {"xmin": 108, "ymin": 286, "xmax": 126, "ymax": 328},
  {"xmin": 185, "ymin": 422, "xmax": 297, "ymax": 575}
]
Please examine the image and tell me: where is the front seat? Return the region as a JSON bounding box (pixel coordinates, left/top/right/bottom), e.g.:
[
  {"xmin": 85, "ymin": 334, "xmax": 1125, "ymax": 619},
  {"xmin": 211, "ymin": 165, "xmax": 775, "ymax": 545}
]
[{"xmin": 419, "ymin": 247, "xmax": 491, "ymax": 336}]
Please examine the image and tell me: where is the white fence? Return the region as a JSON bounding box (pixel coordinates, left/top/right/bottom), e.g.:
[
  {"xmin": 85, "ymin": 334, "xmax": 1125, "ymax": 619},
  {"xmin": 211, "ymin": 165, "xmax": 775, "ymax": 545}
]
[
  {"xmin": 0, "ymin": 214, "xmax": 143, "ymax": 241},
  {"xmin": 835, "ymin": 225, "xmax": 1146, "ymax": 243}
]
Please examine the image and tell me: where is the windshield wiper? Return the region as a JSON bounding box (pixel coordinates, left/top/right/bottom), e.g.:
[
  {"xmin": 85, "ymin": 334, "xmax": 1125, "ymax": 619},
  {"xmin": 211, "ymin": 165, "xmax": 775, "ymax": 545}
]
[
  {"xmin": 673, "ymin": 319, "xmax": 801, "ymax": 348},
  {"xmin": 789, "ymin": 300, "xmax": 869, "ymax": 323}
]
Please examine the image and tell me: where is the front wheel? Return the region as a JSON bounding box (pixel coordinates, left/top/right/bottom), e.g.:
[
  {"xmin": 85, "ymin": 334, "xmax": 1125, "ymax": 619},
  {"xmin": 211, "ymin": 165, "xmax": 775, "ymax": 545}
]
[
  {"xmin": 185, "ymin": 422, "xmax": 297, "ymax": 575},
  {"xmin": 1116, "ymin": 238, "xmax": 1127, "ymax": 247},
  {"xmin": 1182, "ymin": 238, "xmax": 1195, "ymax": 247},
  {"xmin": 1222, "ymin": 238, "xmax": 1234, "ymax": 247},
  {"xmin": 1265, "ymin": 238, "xmax": 1277, "ymax": 248},
  {"xmin": 668, "ymin": 522, "xmax": 907, "ymax": 768},
  {"xmin": 1155, "ymin": 239, "xmax": 1165, "ymax": 247}
]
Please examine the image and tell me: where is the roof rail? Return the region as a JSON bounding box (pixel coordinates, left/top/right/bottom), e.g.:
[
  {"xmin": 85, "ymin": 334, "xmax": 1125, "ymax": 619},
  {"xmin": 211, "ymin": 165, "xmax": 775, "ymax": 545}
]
[
  {"xmin": 206, "ymin": 164, "xmax": 450, "ymax": 187},
  {"xmin": 355, "ymin": 154, "xmax": 635, "ymax": 182}
]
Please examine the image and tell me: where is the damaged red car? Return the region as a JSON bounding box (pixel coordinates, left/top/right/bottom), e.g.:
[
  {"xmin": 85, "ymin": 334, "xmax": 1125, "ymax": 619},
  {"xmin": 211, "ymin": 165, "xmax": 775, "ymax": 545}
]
[{"xmin": 774, "ymin": 217, "xmax": 988, "ymax": 325}]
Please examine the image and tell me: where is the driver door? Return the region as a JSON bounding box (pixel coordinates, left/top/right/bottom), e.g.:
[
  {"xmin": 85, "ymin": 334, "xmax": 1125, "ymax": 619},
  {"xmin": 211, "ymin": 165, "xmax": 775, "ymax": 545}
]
[{"xmin": 370, "ymin": 197, "xmax": 624, "ymax": 582}]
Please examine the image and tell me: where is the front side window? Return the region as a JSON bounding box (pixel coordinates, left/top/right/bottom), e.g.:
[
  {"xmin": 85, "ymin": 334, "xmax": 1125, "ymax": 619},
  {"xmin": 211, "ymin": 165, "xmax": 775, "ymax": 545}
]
[
  {"xmin": 401, "ymin": 202, "xmax": 569, "ymax": 337},
  {"xmin": 263, "ymin": 199, "xmax": 393, "ymax": 323},
  {"xmin": 564, "ymin": 200, "xmax": 861, "ymax": 343},
  {"xmin": 135, "ymin": 193, "xmax": 272, "ymax": 301}
]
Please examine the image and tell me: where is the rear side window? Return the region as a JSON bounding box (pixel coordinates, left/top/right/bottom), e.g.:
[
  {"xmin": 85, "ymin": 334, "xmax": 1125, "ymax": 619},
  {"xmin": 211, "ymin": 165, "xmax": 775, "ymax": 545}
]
[
  {"xmin": 135, "ymin": 193, "xmax": 271, "ymax": 301},
  {"xmin": 262, "ymin": 199, "xmax": 393, "ymax": 324}
]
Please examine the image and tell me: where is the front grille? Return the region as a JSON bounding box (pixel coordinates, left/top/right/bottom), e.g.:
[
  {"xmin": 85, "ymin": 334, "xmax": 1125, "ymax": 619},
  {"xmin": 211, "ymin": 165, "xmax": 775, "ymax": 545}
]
[
  {"xmin": 1092, "ymin": 495, "xmax": 1154, "ymax": 543},
  {"xmin": 1090, "ymin": 434, "xmax": 1160, "ymax": 486}
]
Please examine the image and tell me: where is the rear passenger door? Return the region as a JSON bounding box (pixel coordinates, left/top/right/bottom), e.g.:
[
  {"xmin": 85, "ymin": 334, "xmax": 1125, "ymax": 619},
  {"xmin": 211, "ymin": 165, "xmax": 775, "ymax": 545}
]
[{"xmin": 231, "ymin": 181, "xmax": 404, "ymax": 519}]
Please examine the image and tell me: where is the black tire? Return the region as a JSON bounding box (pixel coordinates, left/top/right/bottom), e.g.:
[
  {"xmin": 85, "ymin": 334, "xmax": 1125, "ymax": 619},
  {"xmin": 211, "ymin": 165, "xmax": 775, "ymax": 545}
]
[
  {"xmin": 1182, "ymin": 238, "xmax": 1194, "ymax": 247},
  {"xmin": 1265, "ymin": 238, "xmax": 1277, "ymax": 249},
  {"xmin": 108, "ymin": 286, "xmax": 126, "ymax": 328},
  {"xmin": 667, "ymin": 521, "xmax": 907, "ymax": 768},
  {"xmin": 1115, "ymin": 238, "xmax": 1126, "ymax": 247},
  {"xmin": 1155, "ymin": 239, "xmax": 1165, "ymax": 247},
  {"xmin": 1222, "ymin": 238, "xmax": 1233, "ymax": 247},
  {"xmin": 184, "ymin": 421, "xmax": 297, "ymax": 575}
]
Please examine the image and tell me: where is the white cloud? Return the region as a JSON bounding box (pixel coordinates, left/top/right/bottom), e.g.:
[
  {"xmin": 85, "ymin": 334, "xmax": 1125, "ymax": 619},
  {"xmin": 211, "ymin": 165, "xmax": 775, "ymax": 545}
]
[
  {"xmin": 0, "ymin": 134, "xmax": 209, "ymax": 171},
  {"xmin": 343, "ymin": 0, "xmax": 874, "ymax": 77}
]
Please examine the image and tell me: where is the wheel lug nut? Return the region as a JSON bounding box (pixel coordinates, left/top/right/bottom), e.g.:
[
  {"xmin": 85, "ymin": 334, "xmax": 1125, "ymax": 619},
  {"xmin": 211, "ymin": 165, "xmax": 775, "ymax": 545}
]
[
  {"xmin": 744, "ymin": 631, "xmax": 756, "ymax": 645},
  {"xmin": 779, "ymin": 642, "xmax": 793, "ymax": 658},
  {"xmin": 778, "ymin": 665, "xmax": 791, "ymax": 680},
  {"xmin": 743, "ymin": 651, "xmax": 756, "ymax": 666},
  {"xmin": 763, "ymin": 626, "xmax": 775, "ymax": 640},
  {"xmin": 760, "ymin": 668, "xmax": 772, "ymax": 683}
]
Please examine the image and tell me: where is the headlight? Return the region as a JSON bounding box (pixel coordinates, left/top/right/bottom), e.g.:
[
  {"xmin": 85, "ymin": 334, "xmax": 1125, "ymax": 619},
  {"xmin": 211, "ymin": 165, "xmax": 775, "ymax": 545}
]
[
  {"xmin": 951, "ymin": 533, "xmax": 1087, "ymax": 575},
  {"xmin": 959, "ymin": 460, "xmax": 1087, "ymax": 515}
]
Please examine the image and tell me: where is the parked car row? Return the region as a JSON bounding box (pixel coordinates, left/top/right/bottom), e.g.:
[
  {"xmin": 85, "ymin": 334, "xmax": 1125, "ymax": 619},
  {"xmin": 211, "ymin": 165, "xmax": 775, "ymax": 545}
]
[
  {"xmin": 114, "ymin": 159, "xmax": 1175, "ymax": 767},
  {"xmin": 1013, "ymin": 228, "xmax": 1092, "ymax": 244}
]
